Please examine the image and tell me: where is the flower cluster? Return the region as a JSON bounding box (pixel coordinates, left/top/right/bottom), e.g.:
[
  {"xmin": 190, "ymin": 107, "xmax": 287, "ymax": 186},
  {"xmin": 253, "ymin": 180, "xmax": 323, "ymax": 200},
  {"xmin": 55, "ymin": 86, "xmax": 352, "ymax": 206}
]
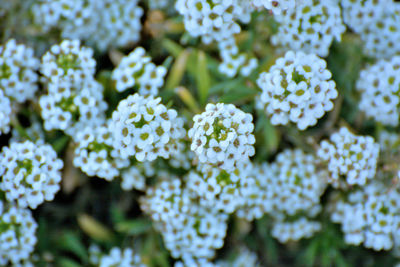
[
  {"xmin": 112, "ymin": 47, "xmax": 167, "ymax": 96},
  {"xmin": 0, "ymin": 90, "xmax": 11, "ymax": 135},
  {"xmin": 0, "ymin": 39, "xmax": 39, "ymax": 103},
  {"xmin": 32, "ymin": 0, "xmax": 143, "ymax": 51},
  {"xmin": 251, "ymin": 0, "xmax": 296, "ymax": 15},
  {"xmin": 185, "ymin": 162, "xmax": 254, "ymax": 214},
  {"xmin": 140, "ymin": 177, "xmax": 228, "ymax": 262},
  {"xmin": 257, "ymin": 51, "xmax": 338, "ymax": 130},
  {"xmin": 218, "ymin": 247, "xmax": 260, "ymax": 267},
  {"xmin": 0, "ymin": 200, "xmax": 38, "ymax": 266},
  {"xmin": 341, "ymin": 0, "xmax": 400, "ymax": 58},
  {"xmin": 89, "ymin": 245, "xmax": 146, "ymax": 267},
  {"xmin": 120, "ymin": 164, "xmax": 149, "ymax": 191},
  {"xmin": 175, "ymin": 0, "xmax": 253, "ymax": 44},
  {"xmin": 39, "ymin": 40, "xmax": 107, "ymax": 136},
  {"xmin": 188, "ymin": 103, "xmax": 255, "ymax": 171},
  {"xmin": 317, "ymin": 127, "xmax": 380, "ymax": 188},
  {"xmin": 331, "ymin": 181, "xmax": 400, "ymax": 251},
  {"xmin": 112, "ymin": 93, "xmax": 186, "ymax": 161},
  {"xmin": 0, "ymin": 140, "xmax": 63, "ymax": 209},
  {"xmin": 218, "ymin": 37, "xmax": 258, "ymax": 78},
  {"xmin": 72, "ymin": 122, "xmax": 130, "ymax": 181},
  {"xmin": 271, "ymin": 0, "xmax": 346, "ymax": 57},
  {"xmin": 271, "ymin": 217, "xmax": 322, "ymax": 243},
  {"xmin": 356, "ymin": 56, "xmax": 400, "ymax": 126}
]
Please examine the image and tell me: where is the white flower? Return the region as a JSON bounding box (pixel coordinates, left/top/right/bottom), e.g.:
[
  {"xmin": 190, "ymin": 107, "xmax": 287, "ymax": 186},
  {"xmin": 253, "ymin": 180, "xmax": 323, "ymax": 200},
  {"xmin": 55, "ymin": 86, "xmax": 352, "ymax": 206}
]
[
  {"xmin": 257, "ymin": 50, "xmax": 338, "ymax": 130},
  {"xmin": 188, "ymin": 103, "xmax": 255, "ymax": 171},
  {"xmin": 251, "ymin": 0, "xmax": 296, "ymax": 15},
  {"xmin": 0, "ymin": 201, "xmax": 37, "ymax": 266},
  {"xmin": 0, "ymin": 90, "xmax": 11, "ymax": 135},
  {"xmin": 0, "ymin": 140, "xmax": 63, "ymax": 209},
  {"xmin": 317, "ymin": 127, "xmax": 380, "ymax": 188}
]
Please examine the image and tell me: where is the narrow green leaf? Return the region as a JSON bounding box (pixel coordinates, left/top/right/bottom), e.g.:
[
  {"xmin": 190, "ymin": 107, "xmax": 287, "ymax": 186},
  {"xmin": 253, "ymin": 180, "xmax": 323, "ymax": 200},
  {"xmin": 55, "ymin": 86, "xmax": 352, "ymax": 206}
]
[
  {"xmin": 115, "ymin": 218, "xmax": 152, "ymax": 235},
  {"xmin": 57, "ymin": 258, "xmax": 82, "ymax": 267},
  {"xmin": 175, "ymin": 86, "xmax": 200, "ymax": 113},
  {"xmin": 77, "ymin": 214, "xmax": 114, "ymax": 242},
  {"xmin": 165, "ymin": 49, "xmax": 191, "ymax": 91},
  {"xmin": 196, "ymin": 50, "xmax": 210, "ymax": 106},
  {"xmin": 57, "ymin": 231, "xmax": 88, "ymax": 262}
]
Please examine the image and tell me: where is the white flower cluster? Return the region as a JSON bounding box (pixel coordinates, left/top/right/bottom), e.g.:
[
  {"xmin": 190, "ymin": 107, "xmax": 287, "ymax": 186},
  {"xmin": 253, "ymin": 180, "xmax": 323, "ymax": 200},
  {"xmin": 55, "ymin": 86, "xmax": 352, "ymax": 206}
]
[
  {"xmin": 39, "ymin": 40, "xmax": 107, "ymax": 136},
  {"xmin": 218, "ymin": 37, "xmax": 258, "ymax": 78},
  {"xmin": 140, "ymin": 177, "xmax": 228, "ymax": 262},
  {"xmin": 188, "ymin": 103, "xmax": 255, "ymax": 171},
  {"xmin": 168, "ymin": 140, "xmax": 194, "ymax": 170},
  {"xmin": 356, "ymin": 56, "xmax": 400, "ymax": 126},
  {"xmin": 317, "ymin": 127, "xmax": 380, "ymax": 188},
  {"xmin": 271, "ymin": 217, "xmax": 322, "ymax": 243},
  {"xmin": 120, "ymin": 164, "xmax": 148, "ymax": 191},
  {"xmin": 32, "ymin": 0, "xmax": 143, "ymax": 51},
  {"xmin": 379, "ymin": 130, "xmax": 400, "ymax": 152},
  {"xmin": 175, "ymin": 0, "xmax": 253, "ymax": 44},
  {"xmin": 112, "ymin": 47, "xmax": 167, "ymax": 96},
  {"xmin": 257, "ymin": 51, "xmax": 338, "ymax": 130},
  {"xmin": 251, "ymin": 0, "xmax": 296, "ymax": 15},
  {"xmin": 271, "ymin": 0, "xmax": 346, "ymax": 57},
  {"xmin": 185, "ymin": 162, "xmax": 254, "ymax": 214},
  {"xmin": 267, "ymin": 149, "xmax": 327, "ymax": 242},
  {"xmin": 341, "ymin": 0, "xmax": 400, "ymax": 58},
  {"xmin": 217, "ymin": 247, "xmax": 259, "ymax": 267},
  {"xmin": 0, "ymin": 140, "xmax": 63, "ymax": 209},
  {"xmin": 112, "ymin": 93, "xmax": 186, "ymax": 161},
  {"xmin": 0, "ymin": 90, "xmax": 11, "ymax": 135},
  {"xmin": 0, "ymin": 201, "xmax": 38, "ymax": 266},
  {"xmin": 73, "ymin": 122, "xmax": 130, "ymax": 181},
  {"xmin": 147, "ymin": 0, "xmax": 171, "ymax": 10},
  {"xmin": 331, "ymin": 181, "xmax": 400, "ymax": 251},
  {"xmin": 89, "ymin": 245, "xmax": 146, "ymax": 267},
  {"xmin": 0, "ymin": 39, "xmax": 39, "ymax": 103}
]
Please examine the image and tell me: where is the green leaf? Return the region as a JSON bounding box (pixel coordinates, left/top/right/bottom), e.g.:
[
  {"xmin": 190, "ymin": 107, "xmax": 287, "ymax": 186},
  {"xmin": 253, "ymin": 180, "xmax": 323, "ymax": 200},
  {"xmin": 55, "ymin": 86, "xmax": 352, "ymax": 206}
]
[
  {"xmin": 77, "ymin": 214, "xmax": 115, "ymax": 243},
  {"xmin": 57, "ymin": 231, "xmax": 88, "ymax": 262},
  {"xmin": 115, "ymin": 218, "xmax": 152, "ymax": 235},
  {"xmin": 196, "ymin": 50, "xmax": 210, "ymax": 106},
  {"xmin": 57, "ymin": 258, "xmax": 82, "ymax": 267},
  {"xmin": 165, "ymin": 49, "xmax": 191, "ymax": 91}
]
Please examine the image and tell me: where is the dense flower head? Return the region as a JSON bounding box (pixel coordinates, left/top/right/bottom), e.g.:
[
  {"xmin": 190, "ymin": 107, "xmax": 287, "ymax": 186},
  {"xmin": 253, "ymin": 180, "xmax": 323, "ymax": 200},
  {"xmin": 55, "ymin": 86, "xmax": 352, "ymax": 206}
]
[
  {"xmin": 257, "ymin": 50, "xmax": 338, "ymax": 130},
  {"xmin": 218, "ymin": 247, "xmax": 259, "ymax": 267},
  {"xmin": 0, "ymin": 39, "xmax": 39, "ymax": 103},
  {"xmin": 89, "ymin": 245, "xmax": 146, "ymax": 267},
  {"xmin": 317, "ymin": 127, "xmax": 380, "ymax": 188},
  {"xmin": 112, "ymin": 47, "xmax": 167, "ymax": 96},
  {"xmin": 251, "ymin": 0, "xmax": 296, "ymax": 14},
  {"xmin": 112, "ymin": 93, "xmax": 186, "ymax": 161},
  {"xmin": 0, "ymin": 90, "xmax": 11, "ymax": 135},
  {"xmin": 175, "ymin": 0, "xmax": 253, "ymax": 44},
  {"xmin": 188, "ymin": 103, "xmax": 255, "ymax": 171},
  {"xmin": 271, "ymin": 0, "xmax": 346, "ymax": 57},
  {"xmin": 41, "ymin": 39, "xmax": 96, "ymax": 85},
  {"xmin": 218, "ymin": 37, "xmax": 258, "ymax": 78},
  {"xmin": 331, "ymin": 181, "xmax": 400, "ymax": 251},
  {"xmin": 0, "ymin": 140, "xmax": 63, "ymax": 209},
  {"xmin": 120, "ymin": 164, "xmax": 148, "ymax": 191},
  {"xmin": 39, "ymin": 78, "xmax": 108, "ymax": 136},
  {"xmin": 140, "ymin": 177, "xmax": 228, "ymax": 262},
  {"xmin": 186, "ymin": 162, "xmax": 254, "ymax": 214},
  {"xmin": 271, "ymin": 217, "xmax": 322, "ymax": 243},
  {"xmin": 72, "ymin": 122, "xmax": 130, "ymax": 181},
  {"xmin": 356, "ymin": 56, "xmax": 400, "ymax": 126},
  {"xmin": 32, "ymin": 0, "xmax": 143, "ymax": 51},
  {"xmin": 341, "ymin": 0, "xmax": 400, "ymax": 58},
  {"xmin": 0, "ymin": 201, "xmax": 37, "ymax": 266}
]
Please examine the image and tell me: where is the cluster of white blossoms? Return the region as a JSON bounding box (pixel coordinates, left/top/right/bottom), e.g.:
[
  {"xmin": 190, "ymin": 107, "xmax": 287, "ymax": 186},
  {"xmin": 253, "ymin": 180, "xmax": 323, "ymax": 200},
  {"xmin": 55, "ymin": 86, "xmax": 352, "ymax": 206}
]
[
  {"xmin": 267, "ymin": 149, "xmax": 327, "ymax": 242},
  {"xmin": 188, "ymin": 103, "xmax": 255, "ymax": 171},
  {"xmin": 72, "ymin": 122, "xmax": 130, "ymax": 181},
  {"xmin": 32, "ymin": 0, "xmax": 143, "ymax": 51},
  {"xmin": 217, "ymin": 37, "xmax": 258, "ymax": 78},
  {"xmin": 251, "ymin": 0, "xmax": 296, "ymax": 14},
  {"xmin": 257, "ymin": 51, "xmax": 338, "ymax": 130},
  {"xmin": 89, "ymin": 245, "xmax": 146, "ymax": 267},
  {"xmin": 140, "ymin": 178, "xmax": 228, "ymax": 263},
  {"xmin": 341, "ymin": 0, "xmax": 400, "ymax": 58},
  {"xmin": 0, "ymin": 90, "xmax": 11, "ymax": 135},
  {"xmin": 185, "ymin": 162, "xmax": 254, "ymax": 214},
  {"xmin": 331, "ymin": 181, "xmax": 400, "ymax": 251},
  {"xmin": 175, "ymin": 0, "xmax": 253, "ymax": 44},
  {"xmin": 0, "ymin": 201, "xmax": 38, "ymax": 266},
  {"xmin": 356, "ymin": 56, "xmax": 400, "ymax": 126},
  {"xmin": 217, "ymin": 247, "xmax": 259, "ymax": 267},
  {"xmin": 120, "ymin": 164, "xmax": 148, "ymax": 191},
  {"xmin": 0, "ymin": 39, "xmax": 40, "ymax": 103},
  {"xmin": 317, "ymin": 127, "xmax": 380, "ymax": 188},
  {"xmin": 112, "ymin": 47, "xmax": 167, "ymax": 96},
  {"xmin": 0, "ymin": 140, "xmax": 63, "ymax": 209},
  {"xmin": 271, "ymin": 0, "xmax": 346, "ymax": 57},
  {"xmin": 112, "ymin": 93, "xmax": 186, "ymax": 161},
  {"xmin": 39, "ymin": 40, "xmax": 107, "ymax": 136}
]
